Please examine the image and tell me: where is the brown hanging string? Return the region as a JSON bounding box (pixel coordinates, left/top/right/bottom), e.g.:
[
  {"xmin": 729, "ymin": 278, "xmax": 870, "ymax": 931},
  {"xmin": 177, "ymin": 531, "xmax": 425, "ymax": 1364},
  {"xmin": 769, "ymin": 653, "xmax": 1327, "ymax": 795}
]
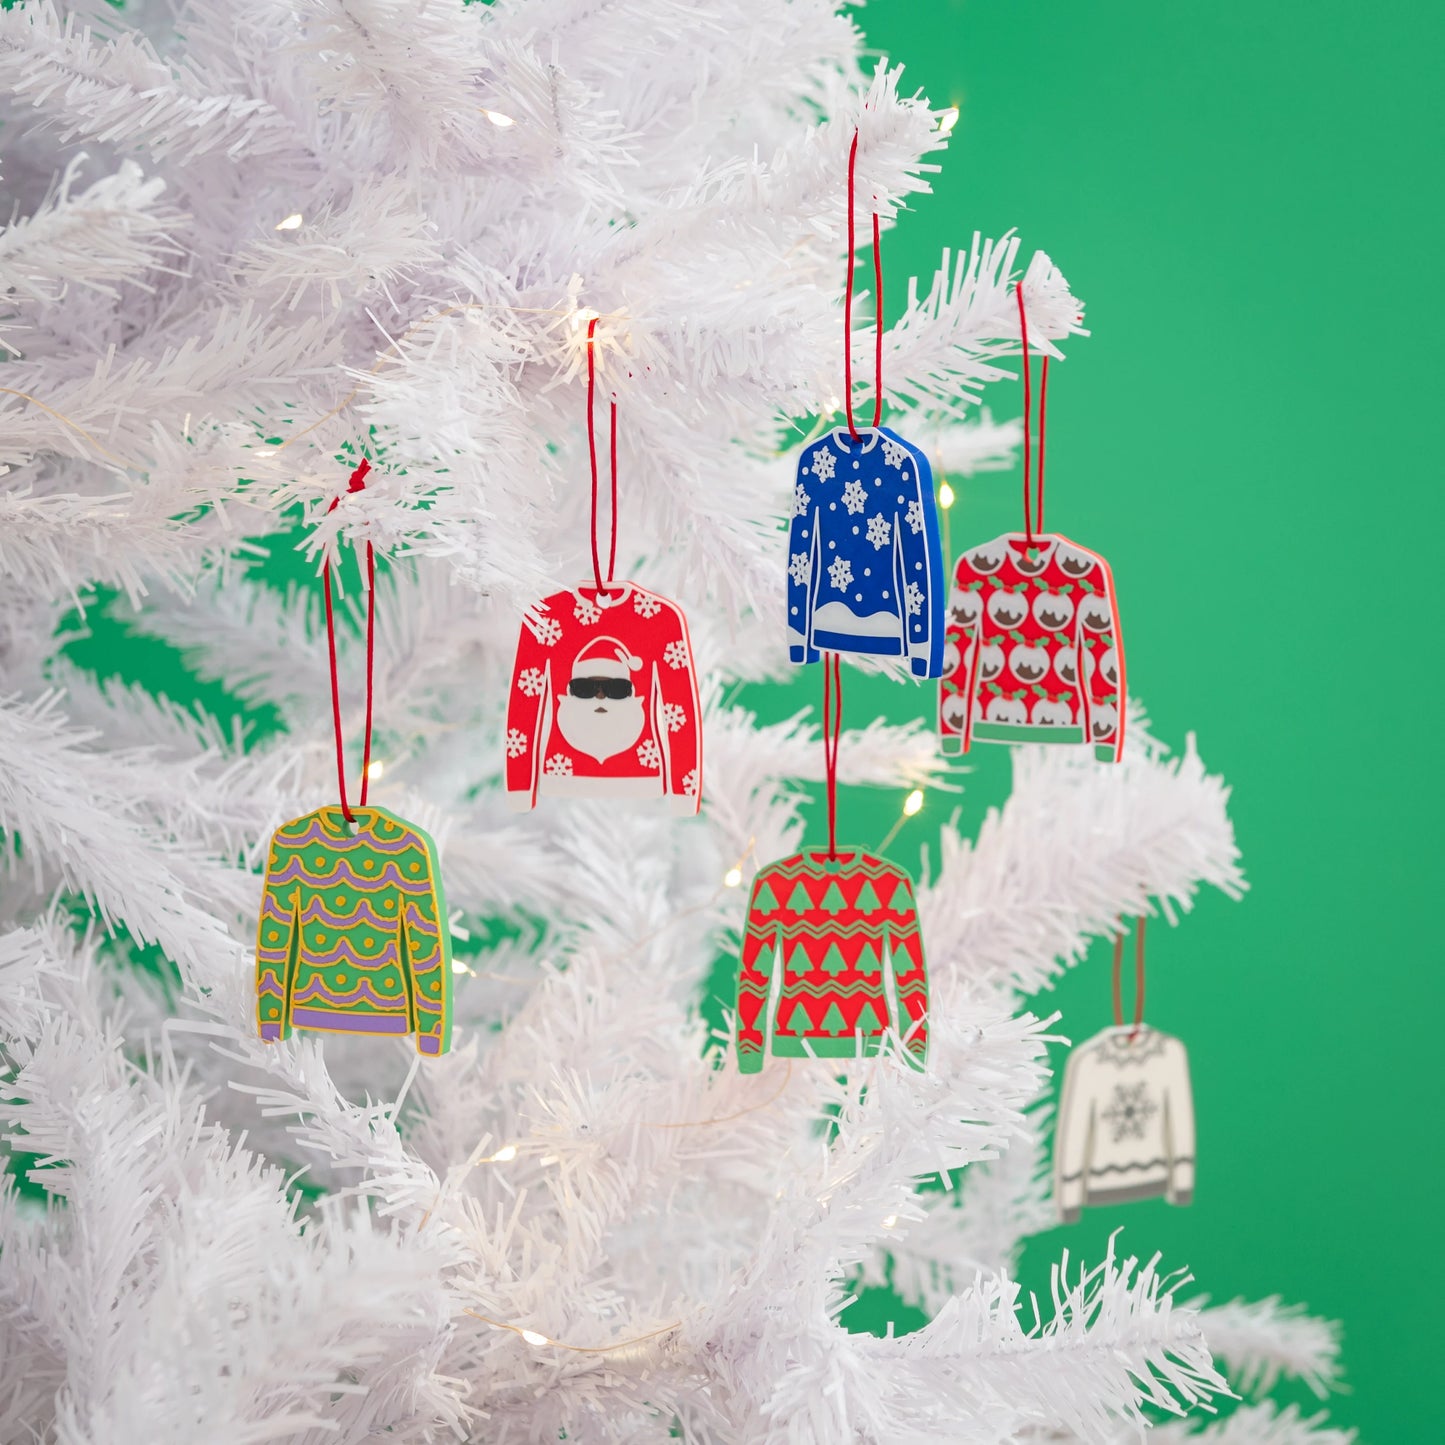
[
  {"xmin": 844, "ymin": 128, "xmax": 884, "ymax": 440},
  {"xmin": 321, "ymin": 457, "xmax": 376, "ymax": 823},
  {"xmin": 822, "ymin": 653, "xmax": 843, "ymax": 858},
  {"xmin": 1014, "ymin": 280, "xmax": 1050, "ymax": 542},
  {"xmin": 1111, "ymin": 917, "xmax": 1146, "ymax": 1041},
  {"xmin": 585, "ymin": 317, "xmax": 619, "ymax": 591}
]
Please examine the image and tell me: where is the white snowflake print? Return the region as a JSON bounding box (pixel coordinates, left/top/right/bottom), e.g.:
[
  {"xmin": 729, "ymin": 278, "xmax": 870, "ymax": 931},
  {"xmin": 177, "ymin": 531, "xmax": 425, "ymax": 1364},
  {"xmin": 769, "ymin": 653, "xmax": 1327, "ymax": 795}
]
[
  {"xmin": 904, "ymin": 581, "xmax": 924, "ymax": 616},
  {"xmin": 664, "ymin": 639, "xmax": 690, "ymax": 670},
  {"xmin": 788, "ymin": 551, "xmax": 811, "ymax": 586},
  {"xmin": 792, "ymin": 482, "xmax": 812, "ymax": 517},
  {"xmin": 841, "ymin": 479, "xmax": 867, "ymax": 514},
  {"xmin": 636, "ymin": 738, "xmax": 662, "ymax": 770},
  {"xmin": 633, "ymin": 591, "xmax": 662, "ymax": 619},
  {"xmin": 881, "ymin": 437, "xmax": 908, "ymax": 470},
  {"xmin": 827, "ymin": 556, "xmax": 853, "ymax": 591},
  {"xmin": 574, "ymin": 596, "xmax": 601, "ymax": 625},
  {"xmin": 681, "ymin": 768, "xmax": 699, "ymax": 796},
  {"xmin": 532, "ymin": 616, "xmax": 563, "ymax": 646},
  {"xmin": 661, "ymin": 702, "xmax": 687, "ymax": 733},
  {"xmin": 865, "ymin": 514, "xmax": 891, "ymax": 550},
  {"xmin": 517, "ymin": 666, "xmax": 545, "ymax": 697},
  {"xmin": 544, "ymin": 753, "xmax": 574, "ymax": 777},
  {"xmin": 809, "ymin": 448, "xmax": 836, "ymax": 482},
  {"xmin": 505, "ymin": 728, "xmax": 528, "ymax": 759},
  {"xmin": 905, "ymin": 498, "xmax": 924, "ymax": 535}
]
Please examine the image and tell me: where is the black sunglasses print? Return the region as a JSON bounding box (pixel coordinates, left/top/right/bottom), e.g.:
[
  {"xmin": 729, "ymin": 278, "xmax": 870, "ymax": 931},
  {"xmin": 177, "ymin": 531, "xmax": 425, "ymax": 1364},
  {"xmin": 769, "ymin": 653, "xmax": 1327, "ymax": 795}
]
[{"xmin": 568, "ymin": 677, "xmax": 634, "ymax": 700}]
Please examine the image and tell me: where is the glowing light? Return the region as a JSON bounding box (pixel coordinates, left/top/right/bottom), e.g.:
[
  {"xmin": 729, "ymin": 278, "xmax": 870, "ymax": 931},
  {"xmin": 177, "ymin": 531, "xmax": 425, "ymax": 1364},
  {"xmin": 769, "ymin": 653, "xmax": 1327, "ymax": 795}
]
[
  {"xmin": 520, "ymin": 1329, "xmax": 549, "ymax": 1347},
  {"xmin": 938, "ymin": 480, "xmax": 955, "ymax": 509},
  {"xmin": 492, "ymin": 1144, "xmax": 518, "ymax": 1163},
  {"xmin": 939, "ymin": 106, "xmax": 959, "ymax": 135},
  {"xmin": 824, "ymin": 395, "xmax": 841, "ymax": 413},
  {"xmin": 569, "ymin": 305, "xmax": 600, "ymax": 333},
  {"xmin": 482, "ymin": 108, "xmax": 515, "ymax": 127},
  {"xmin": 274, "ymin": 213, "xmax": 304, "ymax": 231},
  {"xmin": 451, "ymin": 958, "xmax": 471, "ymax": 973},
  {"xmin": 723, "ymin": 866, "xmax": 743, "ymax": 888},
  {"xmin": 902, "ymin": 789, "xmax": 924, "ymax": 817},
  {"xmin": 366, "ymin": 759, "xmax": 385, "ymax": 779},
  {"xmin": 882, "ymin": 1214, "xmax": 899, "ymax": 1228}
]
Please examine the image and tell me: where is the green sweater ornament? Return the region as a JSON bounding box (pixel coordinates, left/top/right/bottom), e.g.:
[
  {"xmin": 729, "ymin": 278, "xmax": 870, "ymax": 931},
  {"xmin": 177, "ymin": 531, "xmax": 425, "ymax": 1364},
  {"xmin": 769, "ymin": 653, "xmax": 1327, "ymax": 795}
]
[{"xmin": 256, "ymin": 805, "xmax": 452, "ymax": 1055}]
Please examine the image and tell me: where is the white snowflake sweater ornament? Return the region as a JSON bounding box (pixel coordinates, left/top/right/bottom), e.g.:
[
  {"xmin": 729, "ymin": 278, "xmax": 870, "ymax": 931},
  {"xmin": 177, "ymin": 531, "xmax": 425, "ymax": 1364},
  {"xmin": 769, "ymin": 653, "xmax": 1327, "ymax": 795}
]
[
  {"xmin": 505, "ymin": 583, "xmax": 701, "ymax": 813},
  {"xmin": 1053, "ymin": 1024, "xmax": 1196, "ymax": 1223},
  {"xmin": 787, "ymin": 427, "xmax": 946, "ymax": 677}
]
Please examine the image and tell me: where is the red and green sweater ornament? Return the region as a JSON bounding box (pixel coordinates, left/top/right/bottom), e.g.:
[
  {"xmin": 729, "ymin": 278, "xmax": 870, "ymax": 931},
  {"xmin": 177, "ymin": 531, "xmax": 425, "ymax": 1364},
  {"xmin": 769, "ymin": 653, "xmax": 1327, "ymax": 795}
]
[{"xmin": 735, "ymin": 848, "xmax": 929, "ymax": 1073}]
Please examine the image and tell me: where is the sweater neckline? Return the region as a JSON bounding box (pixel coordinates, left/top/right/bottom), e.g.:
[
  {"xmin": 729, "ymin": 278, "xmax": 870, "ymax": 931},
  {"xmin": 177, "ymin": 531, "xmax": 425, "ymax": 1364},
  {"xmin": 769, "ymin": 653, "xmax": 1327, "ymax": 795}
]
[
  {"xmin": 316, "ymin": 805, "xmax": 378, "ymax": 839},
  {"xmin": 828, "ymin": 426, "xmax": 882, "ymax": 455},
  {"xmin": 573, "ymin": 579, "xmax": 635, "ymax": 607}
]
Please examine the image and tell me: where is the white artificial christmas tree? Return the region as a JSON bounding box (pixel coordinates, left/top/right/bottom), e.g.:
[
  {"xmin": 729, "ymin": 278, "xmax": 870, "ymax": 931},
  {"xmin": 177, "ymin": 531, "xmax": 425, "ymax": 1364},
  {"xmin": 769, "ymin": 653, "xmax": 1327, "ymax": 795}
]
[{"xmin": 0, "ymin": 1, "xmax": 1349, "ymax": 1439}]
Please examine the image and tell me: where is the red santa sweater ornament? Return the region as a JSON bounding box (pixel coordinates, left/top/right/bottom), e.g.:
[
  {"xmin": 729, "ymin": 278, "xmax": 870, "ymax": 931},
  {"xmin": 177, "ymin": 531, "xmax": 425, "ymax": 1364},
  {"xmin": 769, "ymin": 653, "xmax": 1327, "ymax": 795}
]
[
  {"xmin": 504, "ymin": 319, "xmax": 702, "ymax": 813},
  {"xmin": 506, "ymin": 584, "xmax": 700, "ymax": 812}
]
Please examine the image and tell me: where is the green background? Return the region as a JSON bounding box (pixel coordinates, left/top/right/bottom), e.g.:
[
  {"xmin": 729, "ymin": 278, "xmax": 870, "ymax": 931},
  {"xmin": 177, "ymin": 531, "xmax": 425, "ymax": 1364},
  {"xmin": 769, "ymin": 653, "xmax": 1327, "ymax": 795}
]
[
  {"xmin": 50, "ymin": 2, "xmax": 1438, "ymax": 1438},
  {"xmin": 779, "ymin": 1, "xmax": 1438, "ymax": 1438}
]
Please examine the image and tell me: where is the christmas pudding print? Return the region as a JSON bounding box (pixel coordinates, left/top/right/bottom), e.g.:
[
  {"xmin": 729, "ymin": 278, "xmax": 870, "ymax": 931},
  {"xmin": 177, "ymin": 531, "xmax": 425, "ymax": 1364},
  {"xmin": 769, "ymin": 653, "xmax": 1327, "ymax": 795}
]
[
  {"xmin": 505, "ymin": 582, "xmax": 701, "ymax": 812},
  {"xmin": 938, "ymin": 533, "xmax": 1125, "ymax": 761}
]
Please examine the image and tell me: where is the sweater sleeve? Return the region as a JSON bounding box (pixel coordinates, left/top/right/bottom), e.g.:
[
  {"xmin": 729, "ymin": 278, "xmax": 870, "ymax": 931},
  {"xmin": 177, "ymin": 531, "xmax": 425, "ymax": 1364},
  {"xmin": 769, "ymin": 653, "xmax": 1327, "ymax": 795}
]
[
  {"xmin": 1053, "ymin": 1046, "xmax": 1097, "ymax": 1223},
  {"xmin": 256, "ymin": 840, "xmax": 296, "ymax": 1043},
  {"xmin": 656, "ymin": 607, "xmax": 703, "ymax": 815},
  {"xmin": 505, "ymin": 610, "xmax": 552, "ymax": 810},
  {"xmin": 787, "ymin": 458, "xmax": 821, "ymax": 665},
  {"xmin": 885, "ymin": 870, "xmax": 928, "ymax": 1070},
  {"xmin": 897, "ymin": 448, "xmax": 944, "ymax": 678},
  {"xmin": 1162, "ymin": 1037, "xmax": 1196, "ymax": 1205},
  {"xmin": 939, "ymin": 568, "xmax": 982, "ymax": 756},
  {"xmin": 1078, "ymin": 557, "xmax": 1125, "ymax": 763},
  {"xmin": 403, "ymin": 828, "xmax": 452, "ymax": 1057},
  {"xmin": 736, "ymin": 873, "xmax": 779, "ymax": 1073}
]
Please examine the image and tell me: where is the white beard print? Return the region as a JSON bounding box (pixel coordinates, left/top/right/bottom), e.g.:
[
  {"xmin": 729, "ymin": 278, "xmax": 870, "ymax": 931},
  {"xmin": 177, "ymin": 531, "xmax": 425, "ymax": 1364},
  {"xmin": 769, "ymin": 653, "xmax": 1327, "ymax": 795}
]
[{"xmin": 555, "ymin": 692, "xmax": 646, "ymax": 762}]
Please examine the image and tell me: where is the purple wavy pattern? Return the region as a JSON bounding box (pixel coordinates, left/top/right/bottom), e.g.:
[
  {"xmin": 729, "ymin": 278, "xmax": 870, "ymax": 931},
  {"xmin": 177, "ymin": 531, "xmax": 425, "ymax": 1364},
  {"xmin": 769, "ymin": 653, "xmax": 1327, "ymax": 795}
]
[
  {"xmin": 402, "ymin": 902, "xmax": 439, "ymax": 935},
  {"xmin": 292, "ymin": 937, "xmax": 401, "ymax": 970},
  {"xmin": 275, "ymin": 818, "xmax": 423, "ymax": 854},
  {"xmin": 293, "ymin": 975, "xmax": 406, "ymax": 1009},
  {"xmin": 257, "ymin": 970, "xmax": 284, "ymax": 998},
  {"xmin": 266, "ymin": 855, "xmax": 432, "ymax": 894}
]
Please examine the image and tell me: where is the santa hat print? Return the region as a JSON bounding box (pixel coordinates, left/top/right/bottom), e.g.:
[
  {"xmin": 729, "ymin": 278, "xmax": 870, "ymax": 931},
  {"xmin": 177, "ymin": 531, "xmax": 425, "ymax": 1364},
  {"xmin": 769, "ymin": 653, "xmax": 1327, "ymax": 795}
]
[{"xmin": 570, "ymin": 636, "xmax": 643, "ymax": 680}]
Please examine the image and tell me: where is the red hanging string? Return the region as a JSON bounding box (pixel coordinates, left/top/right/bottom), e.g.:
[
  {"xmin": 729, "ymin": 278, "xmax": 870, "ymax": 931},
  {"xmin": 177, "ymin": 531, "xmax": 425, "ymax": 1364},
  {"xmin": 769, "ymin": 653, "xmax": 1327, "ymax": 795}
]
[
  {"xmin": 1016, "ymin": 281, "xmax": 1034, "ymax": 544},
  {"xmin": 321, "ymin": 456, "xmax": 376, "ymax": 823},
  {"xmin": 1111, "ymin": 917, "xmax": 1147, "ymax": 1040},
  {"xmin": 1015, "ymin": 280, "xmax": 1050, "ymax": 541},
  {"xmin": 822, "ymin": 653, "xmax": 843, "ymax": 859},
  {"xmin": 585, "ymin": 317, "xmax": 619, "ymax": 589},
  {"xmin": 844, "ymin": 129, "xmax": 884, "ymax": 439}
]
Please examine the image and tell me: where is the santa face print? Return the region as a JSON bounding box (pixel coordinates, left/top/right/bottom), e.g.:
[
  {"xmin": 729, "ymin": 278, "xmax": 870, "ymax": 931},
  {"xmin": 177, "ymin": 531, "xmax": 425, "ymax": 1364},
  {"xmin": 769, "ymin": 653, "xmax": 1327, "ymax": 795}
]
[{"xmin": 556, "ymin": 669, "xmax": 646, "ymax": 761}]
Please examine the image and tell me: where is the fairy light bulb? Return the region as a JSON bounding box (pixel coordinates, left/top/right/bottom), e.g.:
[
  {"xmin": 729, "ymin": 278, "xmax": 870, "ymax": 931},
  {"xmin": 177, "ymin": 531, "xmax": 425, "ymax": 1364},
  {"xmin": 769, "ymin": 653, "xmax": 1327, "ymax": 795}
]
[
  {"xmin": 882, "ymin": 1214, "xmax": 899, "ymax": 1228},
  {"xmin": 902, "ymin": 789, "xmax": 924, "ymax": 817},
  {"xmin": 520, "ymin": 1329, "xmax": 548, "ymax": 1347},
  {"xmin": 274, "ymin": 213, "xmax": 303, "ymax": 231},
  {"xmin": 481, "ymin": 109, "xmax": 515, "ymax": 127},
  {"xmin": 492, "ymin": 1144, "xmax": 518, "ymax": 1162},
  {"xmin": 939, "ymin": 106, "xmax": 959, "ymax": 134},
  {"xmin": 723, "ymin": 866, "xmax": 743, "ymax": 888},
  {"xmin": 366, "ymin": 759, "xmax": 385, "ymax": 779},
  {"xmin": 938, "ymin": 480, "xmax": 955, "ymax": 509}
]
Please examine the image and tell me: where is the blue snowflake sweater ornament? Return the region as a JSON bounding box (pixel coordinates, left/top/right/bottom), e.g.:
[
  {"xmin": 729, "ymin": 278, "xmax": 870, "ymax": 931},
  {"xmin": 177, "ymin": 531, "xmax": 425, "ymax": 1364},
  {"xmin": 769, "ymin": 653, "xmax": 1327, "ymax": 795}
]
[{"xmin": 786, "ymin": 427, "xmax": 946, "ymax": 677}]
